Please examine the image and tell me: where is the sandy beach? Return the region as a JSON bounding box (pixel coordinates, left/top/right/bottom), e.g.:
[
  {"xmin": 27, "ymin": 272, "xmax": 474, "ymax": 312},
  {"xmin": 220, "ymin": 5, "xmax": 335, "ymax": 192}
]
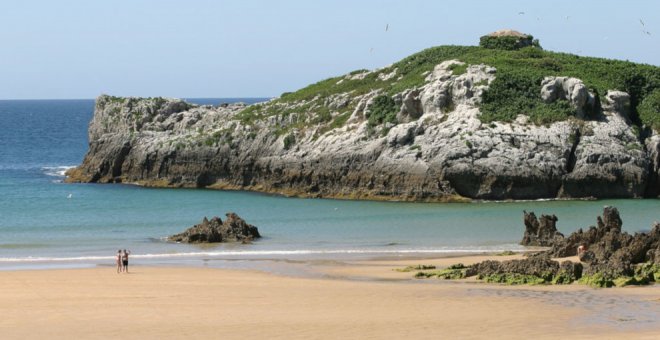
[{"xmin": 1, "ymin": 255, "xmax": 659, "ymax": 339}]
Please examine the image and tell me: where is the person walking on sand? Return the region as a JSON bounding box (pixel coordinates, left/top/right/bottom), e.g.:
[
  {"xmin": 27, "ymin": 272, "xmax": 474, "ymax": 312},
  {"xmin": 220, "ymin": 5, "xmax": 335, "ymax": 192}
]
[
  {"xmin": 122, "ymin": 249, "xmax": 131, "ymax": 273},
  {"xmin": 116, "ymin": 249, "xmax": 123, "ymax": 273}
]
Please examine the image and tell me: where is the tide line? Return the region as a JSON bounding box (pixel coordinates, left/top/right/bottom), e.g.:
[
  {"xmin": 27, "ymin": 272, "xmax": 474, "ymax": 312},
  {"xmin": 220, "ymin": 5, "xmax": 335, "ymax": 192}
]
[{"xmin": 0, "ymin": 246, "xmax": 525, "ymax": 263}]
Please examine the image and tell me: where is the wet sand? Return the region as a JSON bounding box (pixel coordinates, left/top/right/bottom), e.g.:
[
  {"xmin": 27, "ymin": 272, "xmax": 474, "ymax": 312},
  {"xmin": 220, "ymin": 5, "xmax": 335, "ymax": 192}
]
[{"xmin": 0, "ymin": 255, "xmax": 658, "ymax": 339}]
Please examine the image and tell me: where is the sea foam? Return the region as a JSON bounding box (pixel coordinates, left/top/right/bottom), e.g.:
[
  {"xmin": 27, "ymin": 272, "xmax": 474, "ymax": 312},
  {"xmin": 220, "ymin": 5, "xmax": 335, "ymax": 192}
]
[
  {"xmin": 42, "ymin": 165, "xmax": 76, "ymax": 177},
  {"xmin": 0, "ymin": 245, "xmax": 526, "ymax": 263}
]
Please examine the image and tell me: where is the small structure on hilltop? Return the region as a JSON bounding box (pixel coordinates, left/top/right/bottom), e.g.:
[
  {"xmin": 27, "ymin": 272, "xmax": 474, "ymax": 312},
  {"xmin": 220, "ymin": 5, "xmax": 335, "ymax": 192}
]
[{"xmin": 479, "ymin": 29, "xmax": 540, "ymax": 50}]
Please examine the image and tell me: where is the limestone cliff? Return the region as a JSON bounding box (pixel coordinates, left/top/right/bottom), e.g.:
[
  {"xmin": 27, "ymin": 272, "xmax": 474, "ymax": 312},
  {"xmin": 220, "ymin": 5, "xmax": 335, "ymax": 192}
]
[{"xmin": 67, "ymin": 39, "xmax": 660, "ymax": 201}]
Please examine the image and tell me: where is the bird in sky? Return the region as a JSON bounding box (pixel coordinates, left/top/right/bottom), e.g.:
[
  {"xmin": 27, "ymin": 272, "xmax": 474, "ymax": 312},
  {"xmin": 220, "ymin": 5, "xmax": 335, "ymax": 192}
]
[
  {"xmin": 518, "ymin": 11, "xmax": 525, "ymax": 15},
  {"xmin": 385, "ymin": 23, "xmax": 389, "ymax": 32},
  {"xmin": 639, "ymin": 19, "xmax": 651, "ymax": 35},
  {"xmin": 565, "ymin": 15, "xmax": 571, "ymax": 21}
]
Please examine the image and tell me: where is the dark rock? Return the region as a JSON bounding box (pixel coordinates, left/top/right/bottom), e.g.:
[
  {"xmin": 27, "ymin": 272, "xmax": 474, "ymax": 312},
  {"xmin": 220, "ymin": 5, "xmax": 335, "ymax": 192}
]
[
  {"xmin": 583, "ymin": 252, "xmax": 634, "ymax": 280},
  {"xmin": 495, "ymin": 255, "xmax": 559, "ymax": 279},
  {"xmin": 466, "ymin": 206, "xmax": 660, "ymax": 286},
  {"xmin": 553, "ymin": 261, "xmax": 583, "ymax": 284},
  {"xmin": 168, "ymin": 212, "xmax": 260, "ymax": 243},
  {"xmin": 468, "ymin": 256, "xmax": 559, "ymax": 283},
  {"xmin": 599, "ymin": 206, "xmax": 622, "ymax": 233},
  {"xmin": 416, "ymin": 206, "xmax": 659, "ymax": 286},
  {"xmin": 546, "ymin": 206, "xmax": 660, "ymax": 271},
  {"xmin": 520, "ymin": 211, "xmax": 564, "ymax": 246},
  {"xmin": 544, "ymin": 206, "xmax": 660, "ymax": 285},
  {"xmin": 578, "ymin": 250, "xmax": 595, "ymax": 263},
  {"xmin": 548, "ymin": 206, "xmax": 630, "ymax": 258},
  {"xmin": 646, "ymin": 223, "xmax": 660, "ymax": 262},
  {"xmin": 466, "ymin": 260, "xmax": 500, "ymax": 277}
]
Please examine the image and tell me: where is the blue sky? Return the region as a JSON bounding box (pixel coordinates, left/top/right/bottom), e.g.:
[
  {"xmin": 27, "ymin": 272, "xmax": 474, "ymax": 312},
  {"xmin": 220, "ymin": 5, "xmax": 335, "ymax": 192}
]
[{"xmin": 0, "ymin": 0, "xmax": 658, "ymax": 99}]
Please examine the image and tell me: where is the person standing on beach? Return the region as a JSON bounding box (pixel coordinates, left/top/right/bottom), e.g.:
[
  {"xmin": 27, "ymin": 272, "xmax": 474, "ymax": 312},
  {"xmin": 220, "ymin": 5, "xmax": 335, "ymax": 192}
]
[
  {"xmin": 116, "ymin": 250, "xmax": 123, "ymax": 273},
  {"xmin": 122, "ymin": 249, "xmax": 131, "ymax": 273}
]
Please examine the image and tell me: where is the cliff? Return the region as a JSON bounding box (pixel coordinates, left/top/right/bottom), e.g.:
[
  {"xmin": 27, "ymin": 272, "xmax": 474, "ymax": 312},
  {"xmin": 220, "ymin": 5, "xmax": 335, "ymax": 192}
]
[{"xmin": 67, "ymin": 34, "xmax": 660, "ymax": 201}]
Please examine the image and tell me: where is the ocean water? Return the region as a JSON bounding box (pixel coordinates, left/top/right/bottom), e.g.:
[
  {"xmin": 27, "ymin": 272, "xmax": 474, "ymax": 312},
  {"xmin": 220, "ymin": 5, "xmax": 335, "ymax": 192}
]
[{"xmin": 1, "ymin": 99, "xmax": 659, "ymax": 270}]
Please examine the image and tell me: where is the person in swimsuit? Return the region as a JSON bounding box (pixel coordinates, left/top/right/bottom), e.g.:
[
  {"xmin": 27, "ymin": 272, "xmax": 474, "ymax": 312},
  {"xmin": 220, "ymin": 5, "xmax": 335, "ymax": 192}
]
[
  {"xmin": 116, "ymin": 249, "xmax": 123, "ymax": 273},
  {"xmin": 122, "ymin": 249, "xmax": 131, "ymax": 273}
]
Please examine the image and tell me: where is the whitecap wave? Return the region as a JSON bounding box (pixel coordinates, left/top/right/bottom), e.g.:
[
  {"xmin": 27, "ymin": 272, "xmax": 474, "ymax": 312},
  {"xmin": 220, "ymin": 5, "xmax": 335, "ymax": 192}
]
[{"xmin": 42, "ymin": 165, "xmax": 76, "ymax": 177}]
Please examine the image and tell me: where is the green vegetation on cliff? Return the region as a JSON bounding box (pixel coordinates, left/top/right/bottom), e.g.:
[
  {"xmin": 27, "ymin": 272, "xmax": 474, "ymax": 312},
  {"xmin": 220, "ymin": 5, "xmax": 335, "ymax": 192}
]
[
  {"xmin": 639, "ymin": 89, "xmax": 660, "ymax": 130},
  {"xmin": 238, "ymin": 36, "xmax": 660, "ymax": 132},
  {"xmin": 366, "ymin": 95, "xmax": 398, "ymax": 127}
]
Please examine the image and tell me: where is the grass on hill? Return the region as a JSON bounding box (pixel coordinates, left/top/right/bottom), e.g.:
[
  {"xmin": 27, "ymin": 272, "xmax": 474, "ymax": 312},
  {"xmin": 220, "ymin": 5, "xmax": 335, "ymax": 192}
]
[{"xmin": 236, "ymin": 44, "xmax": 660, "ymax": 131}]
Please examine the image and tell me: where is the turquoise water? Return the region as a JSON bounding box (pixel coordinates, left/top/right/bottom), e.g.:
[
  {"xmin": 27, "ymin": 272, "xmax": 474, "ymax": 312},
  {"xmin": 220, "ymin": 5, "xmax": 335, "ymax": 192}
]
[{"xmin": 1, "ymin": 99, "xmax": 659, "ymax": 269}]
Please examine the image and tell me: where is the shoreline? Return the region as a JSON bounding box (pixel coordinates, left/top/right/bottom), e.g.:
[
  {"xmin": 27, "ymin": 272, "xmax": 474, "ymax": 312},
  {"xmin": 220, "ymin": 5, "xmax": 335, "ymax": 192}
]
[
  {"xmin": 66, "ymin": 175, "xmax": 657, "ymax": 203},
  {"xmin": 0, "ymin": 250, "xmax": 537, "ymax": 274},
  {"xmin": 1, "ymin": 256, "xmax": 659, "ymax": 339}
]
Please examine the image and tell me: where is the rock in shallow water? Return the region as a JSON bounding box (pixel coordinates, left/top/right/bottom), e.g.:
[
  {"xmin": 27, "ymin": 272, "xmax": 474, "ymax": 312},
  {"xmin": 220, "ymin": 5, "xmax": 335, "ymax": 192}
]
[{"xmin": 168, "ymin": 212, "xmax": 260, "ymax": 243}]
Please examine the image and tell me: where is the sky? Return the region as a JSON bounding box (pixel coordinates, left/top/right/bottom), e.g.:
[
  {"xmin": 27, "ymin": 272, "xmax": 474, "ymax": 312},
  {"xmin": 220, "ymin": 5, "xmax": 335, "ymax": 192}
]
[{"xmin": 0, "ymin": 0, "xmax": 658, "ymax": 100}]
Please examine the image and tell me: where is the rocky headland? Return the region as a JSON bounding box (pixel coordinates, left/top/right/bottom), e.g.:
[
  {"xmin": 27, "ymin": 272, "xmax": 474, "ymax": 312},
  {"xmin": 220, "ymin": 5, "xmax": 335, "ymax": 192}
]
[{"xmin": 66, "ymin": 31, "xmax": 660, "ymax": 201}]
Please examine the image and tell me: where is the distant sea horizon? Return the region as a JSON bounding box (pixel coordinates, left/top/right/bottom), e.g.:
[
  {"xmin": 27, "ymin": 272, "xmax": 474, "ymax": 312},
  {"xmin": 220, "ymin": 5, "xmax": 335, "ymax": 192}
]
[
  {"xmin": 1, "ymin": 98, "xmax": 659, "ymax": 272},
  {"xmin": 0, "ymin": 97, "xmax": 272, "ymax": 102}
]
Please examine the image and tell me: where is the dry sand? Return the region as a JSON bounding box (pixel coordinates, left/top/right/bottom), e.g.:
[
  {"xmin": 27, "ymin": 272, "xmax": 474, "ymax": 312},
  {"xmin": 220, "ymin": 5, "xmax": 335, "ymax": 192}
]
[{"xmin": 1, "ymin": 255, "xmax": 659, "ymax": 339}]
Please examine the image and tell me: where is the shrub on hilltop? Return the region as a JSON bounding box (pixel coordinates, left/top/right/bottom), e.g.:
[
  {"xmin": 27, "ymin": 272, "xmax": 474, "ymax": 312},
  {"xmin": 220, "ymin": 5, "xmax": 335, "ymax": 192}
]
[{"xmin": 637, "ymin": 89, "xmax": 660, "ymax": 131}]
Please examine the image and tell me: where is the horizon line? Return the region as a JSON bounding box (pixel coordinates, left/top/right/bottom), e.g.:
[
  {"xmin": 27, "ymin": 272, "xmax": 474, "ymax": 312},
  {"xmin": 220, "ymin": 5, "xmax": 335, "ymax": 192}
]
[{"xmin": 0, "ymin": 96, "xmax": 274, "ymax": 101}]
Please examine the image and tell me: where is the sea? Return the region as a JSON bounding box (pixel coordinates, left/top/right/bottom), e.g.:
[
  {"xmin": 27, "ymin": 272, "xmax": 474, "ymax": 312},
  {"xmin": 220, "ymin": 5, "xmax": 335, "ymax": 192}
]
[{"xmin": 1, "ymin": 98, "xmax": 660, "ymax": 271}]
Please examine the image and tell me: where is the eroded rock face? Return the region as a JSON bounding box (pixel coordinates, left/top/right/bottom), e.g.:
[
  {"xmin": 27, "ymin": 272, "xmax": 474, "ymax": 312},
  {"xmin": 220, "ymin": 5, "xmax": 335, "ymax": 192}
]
[
  {"xmin": 521, "ymin": 211, "xmax": 564, "ymax": 246},
  {"xmin": 540, "ymin": 77, "xmax": 595, "ymax": 118},
  {"xmin": 168, "ymin": 212, "xmax": 260, "ymax": 243},
  {"xmin": 67, "ymin": 59, "xmax": 657, "ymax": 201},
  {"xmin": 558, "ymin": 111, "xmax": 648, "ymax": 199},
  {"xmin": 419, "ymin": 61, "xmax": 496, "ymax": 114},
  {"xmin": 645, "ymin": 134, "xmax": 660, "ymax": 197},
  {"xmin": 603, "ymin": 91, "xmax": 631, "ymax": 119}
]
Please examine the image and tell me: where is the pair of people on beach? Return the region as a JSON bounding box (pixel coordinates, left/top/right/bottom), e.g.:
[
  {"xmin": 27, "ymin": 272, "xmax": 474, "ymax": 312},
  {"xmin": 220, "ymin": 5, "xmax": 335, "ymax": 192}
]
[{"xmin": 116, "ymin": 249, "xmax": 131, "ymax": 273}]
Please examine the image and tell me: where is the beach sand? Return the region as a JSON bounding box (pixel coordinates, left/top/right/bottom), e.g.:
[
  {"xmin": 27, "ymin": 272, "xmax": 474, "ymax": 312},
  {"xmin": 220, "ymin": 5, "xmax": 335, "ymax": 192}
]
[{"xmin": 1, "ymin": 255, "xmax": 659, "ymax": 339}]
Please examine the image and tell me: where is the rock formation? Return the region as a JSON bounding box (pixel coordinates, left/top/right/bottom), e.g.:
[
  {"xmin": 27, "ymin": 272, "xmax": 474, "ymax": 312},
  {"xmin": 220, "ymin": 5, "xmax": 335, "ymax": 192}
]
[
  {"xmin": 540, "ymin": 77, "xmax": 596, "ymax": 119},
  {"xmin": 468, "ymin": 207, "xmax": 659, "ymax": 286},
  {"xmin": 168, "ymin": 212, "xmax": 260, "ymax": 243},
  {"xmin": 66, "ymin": 38, "xmax": 659, "ymax": 201},
  {"xmin": 520, "ymin": 211, "xmax": 564, "ymax": 246}
]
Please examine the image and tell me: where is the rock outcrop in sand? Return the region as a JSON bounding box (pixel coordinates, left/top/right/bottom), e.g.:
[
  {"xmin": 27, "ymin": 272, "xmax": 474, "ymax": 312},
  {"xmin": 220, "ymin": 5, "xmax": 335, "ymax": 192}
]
[
  {"xmin": 168, "ymin": 212, "xmax": 260, "ymax": 243},
  {"xmin": 412, "ymin": 207, "xmax": 659, "ymax": 287}
]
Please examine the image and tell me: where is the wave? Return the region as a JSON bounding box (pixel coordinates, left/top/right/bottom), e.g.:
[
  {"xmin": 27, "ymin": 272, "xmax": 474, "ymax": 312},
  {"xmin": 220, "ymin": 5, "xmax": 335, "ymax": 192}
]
[
  {"xmin": 42, "ymin": 165, "xmax": 76, "ymax": 177},
  {"xmin": 0, "ymin": 245, "xmax": 526, "ymax": 263}
]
